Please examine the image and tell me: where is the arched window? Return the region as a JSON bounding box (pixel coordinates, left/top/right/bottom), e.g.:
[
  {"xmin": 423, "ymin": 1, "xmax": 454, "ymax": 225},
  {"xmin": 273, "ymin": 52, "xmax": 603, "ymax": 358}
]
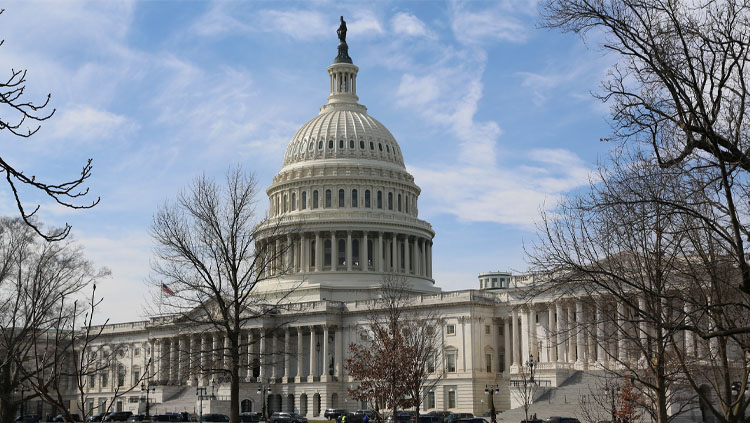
[
  {"xmin": 324, "ymin": 240, "xmax": 332, "ymax": 266},
  {"xmin": 349, "ymin": 140, "xmax": 354, "ymax": 149},
  {"xmin": 405, "ymin": 195, "xmax": 409, "ymax": 213},
  {"xmin": 388, "ymin": 192, "xmax": 393, "ymax": 210},
  {"xmin": 318, "ymin": 141, "xmax": 323, "ymax": 150},
  {"xmin": 241, "ymin": 399, "xmax": 253, "ymax": 413},
  {"xmin": 338, "ymin": 189, "xmax": 345, "ymax": 208},
  {"xmin": 378, "ymin": 143, "xmax": 383, "ymax": 151},
  {"xmin": 310, "ymin": 241, "xmax": 316, "ymax": 267},
  {"xmin": 325, "ymin": 189, "xmax": 332, "ymax": 208},
  {"xmin": 339, "ymin": 140, "xmax": 344, "ymax": 149},
  {"xmin": 386, "ymin": 145, "xmax": 390, "ymax": 153},
  {"xmin": 283, "ymin": 194, "xmax": 288, "ymax": 213},
  {"xmin": 365, "ymin": 190, "xmax": 371, "ymax": 208},
  {"xmin": 338, "ymin": 239, "xmax": 346, "ymax": 266},
  {"xmin": 309, "ymin": 141, "xmax": 314, "ymax": 151},
  {"xmin": 328, "ymin": 140, "xmax": 334, "ymax": 149},
  {"xmin": 377, "ymin": 191, "xmax": 383, "ymax": 209},
  {"xmin": 313, "ymin": 191, "xmax": 319, "ymax": 209},
  {"xmin": 360, "ymin": 140, "xmax": 365, "ymax": 149},
  {"xmin": 351, "ymin": 189, "xmax": 358, "ymax": 207},
  {"xmin": 301, "ymin": 192, "xmax": 307, "ymax": 210},
  {"xmin": 291, "ymin": 193, "xmax": 296, "ymax": 211},
  {"xmin": 397, "ymin": 194, "xmax": 402, "ymax": 212},
  {"xmin": 370, "ymin": 141, "xmax": 375, "ymax": 150}
]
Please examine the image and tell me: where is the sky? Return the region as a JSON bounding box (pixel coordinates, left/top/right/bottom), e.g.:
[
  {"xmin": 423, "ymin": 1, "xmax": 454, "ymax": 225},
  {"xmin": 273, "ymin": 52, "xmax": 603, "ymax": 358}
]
[{"xmin": 0, "ymin": 1, "xmax": 616, "ymax": 324}]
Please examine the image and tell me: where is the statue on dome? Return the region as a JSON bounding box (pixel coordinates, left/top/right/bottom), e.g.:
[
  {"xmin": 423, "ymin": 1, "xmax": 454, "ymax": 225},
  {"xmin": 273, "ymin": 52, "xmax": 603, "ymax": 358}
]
[
  {"xmin": 337, "ymin": 16, "xmax": 347, "ymax": 42},
  {"xmin": 334, "ymin": 16, "xmax": 352, "ymax": 64}
]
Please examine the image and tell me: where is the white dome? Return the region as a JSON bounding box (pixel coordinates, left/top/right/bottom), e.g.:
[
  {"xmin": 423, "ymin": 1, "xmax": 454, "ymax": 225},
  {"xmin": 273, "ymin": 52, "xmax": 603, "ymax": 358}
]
[{"xmin": 282, "ymin": 103, "xmax": 405, "ymax": 169}]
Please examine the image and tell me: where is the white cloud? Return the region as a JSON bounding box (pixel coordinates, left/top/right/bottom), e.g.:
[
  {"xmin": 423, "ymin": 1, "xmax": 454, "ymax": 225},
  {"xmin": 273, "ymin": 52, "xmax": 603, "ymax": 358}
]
[
  {"xmin": 450, "ymin": 3, "xmax": 529, "ymax": 44},
  {"xmin": 259, "ymin": 9, "xmax": 331, "ymax": 41},
  {"xmin": 391, "ymin": 13, "xmax": 432, "ymax": 38},
  {"xmin": 52, "ymin": 106, "xmax": 136, "ymax": 142},
  {"xmin": 347, "ymin": 10, "xmax": 385, "ymax": 39}
]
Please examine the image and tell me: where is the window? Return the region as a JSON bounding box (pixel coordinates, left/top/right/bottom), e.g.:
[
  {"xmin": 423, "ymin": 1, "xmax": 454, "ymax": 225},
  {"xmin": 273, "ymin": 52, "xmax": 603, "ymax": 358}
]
[
  {"xmin": 427, "ymin": 354, "xmax": 435, "ymax": 373},
  {"xmin": 397, "ymin": 194, "xmax": 402, "ymax": 211},
  {"xmin": 339, "ymin": 140, "xmax": 344, "ymax": 149},
  {"xmin": 88, "ymin": 374, "xmax": 95, "ymax": 388},
  {"xmin": 386, "ymin": 145, "xmax": 390, "ymax": 153},
  {"xmin": 365, "ymin": 190, "xmax": 371, "ymax": 208},
  {"xmin": 325, "ymin": 189, "xmax": 332, "ymax": 208},
  {"xmin": 309, "ymin": 141, "xmax": 314, "ymax": 151},
  {"xmin": 349, "ymin": 140, "xmax": 354, "ymax": 149},
  {"xmin": 536, "ymin": 313, "xmax": 539, "ymax": 323},
  {"xmin": 378, "ymin": 143, "xmax": 383, "ymax": 151},
  {"xmin": 498, "ymin": 326, "xmax": 504, "ymax": 335},
  {"xmin": 352, "ymin": 189, "xmax": 358, "ymax": 207},
  {"xmin": 324, "ymin": 240, "xmax": 332, "ymax": 266},
  {"xmin": 132, "ymin": 365, "xmax": 141, "ymax": 385},
  {"xmin": 446, "ymin": 324, "xmax": 456, "ymax": 335},
  {"xmin": 448, "ymin": 390, "xmax": 456, "ymax": 408},
  {"xmin": 388, "ymin": 192, "xmax": 393, "ymax": 210},
  {"xmin": 328, "ymin": 140, "xmax": 334, "ymax": 149},
  {"xmin": 338, "ymin": 239, "xmax": 346, "ymax": 265},
  {"xmin": 370, "ymin": 141, "xmax": 374, "ymax": 150},
  {"xmin": 405, "ymin": 195, "xmax": 409, "ymax": 213},
  {"xmin": 426, "ymin": 391, "xmax": 435, "ymax": 409},
  {"xmin": 318, "ymin": 141, "xmax": 323, "ymax": 150},
  {"xmin": 360, "ymin": 140, "xmax": 365, "ymax": 149},
  {"xmin": 486, "ymin": 354, "xmax": 492, "ymax": 373},
  {"xmin": 377, "ymin": 191, "xmax": 383, "ymax": 209},
  {"xmin": 338, "ymin": 189, "xmax": 345, "ymax": 207},
  {"xmin": 101, "ymin": 373, "xmax": 108, "ymax": 387},
  {"xmin": 283, "ymin": 194, "xmax": 288, "ymax": 213},
  {"xmin": 292, "ymin": 193, "xmax": 297, "ymax": 211},
  {"xmin": 134, "ymin": 348, "xmax": 140, "ymax": 357},
  {"xmin": 485, "ymin": 325, "xmax": 490, "ymax": 334},
  {"xmin": 313, "ymin": 191, "xmax": 319, "ymax": 209},
  {"xmin": 117, "ymin": 365, "xmax": 126, "ymax": 387},
  {"xmin": 302, "ymin": 192, "xmax": 307, "ymax": 209},
  {"xmin": 447, "ymin": 353, "xmax": 456, "ymax": 372}
]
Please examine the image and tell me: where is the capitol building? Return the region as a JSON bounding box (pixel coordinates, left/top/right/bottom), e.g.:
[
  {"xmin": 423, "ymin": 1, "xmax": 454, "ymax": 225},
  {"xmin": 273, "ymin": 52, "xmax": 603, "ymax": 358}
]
[{"xmin": 49, "ymin": 28, "xmax": 720, "ymax": 423}]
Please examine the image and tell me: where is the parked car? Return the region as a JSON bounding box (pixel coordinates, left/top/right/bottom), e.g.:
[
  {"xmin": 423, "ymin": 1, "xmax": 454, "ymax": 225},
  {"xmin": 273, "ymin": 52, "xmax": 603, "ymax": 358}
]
[
  {"xmin": 166, "ymin": 413, "xmax": 190, "ymax": 422},
  {"xmin": 325, "ymin": 410, "xmax": 348, "ymax": 421},
  {"xmin": 426, "ymin": 412, "xmax": 451, "ymax": 423},
  {"xmin": 445, "ymin": 414, "xmax": 473, "ymax": 423},
  {"xmin": 104, "ymin": 412, "xmax": 133, "ymax": 422},
  {"xmin": 545, "ymin": 418, "xmax": 580, "ymax": 423},
  {"xmin": 270, "ymin": 413, "xmax": 307, "ymax": 423},
  {"xmin": 200, "ymin": 415, "xmax": 229, "ymax": 423},
  {"xmin": 53, "ymin": 414, "xmax": 83, "ymax": 422},
  {"xmin": 125, "ymin": 416, "xmax": 146, "ymax": 422},
  {"xmin": 16, "ymin": 415, "xmax": 41, "ymax": 423},
  {"xmin": 520, "ymin": 419, "xmax": 543, "ymax": 423},
  {"xmin": 151, "ymin": 416, "xmax": 182, "ymax": 422},
  {"xmin": 456, "ymin": 419, "xmax": 488, "ymax": 423},
  {"xmin": 87, "ymin": 414, "xmax": 106, "ymax": 423},
  {"xmin": 239, "ymin": 413, "xmax": 261, "ymax": 423},
  {"xmin": 413, "ymin": 416, "xmax": 441, "ymax": 423},
  {"xmin": 336, "ymin": 414, "xmax": 364, "ymax": 423}
]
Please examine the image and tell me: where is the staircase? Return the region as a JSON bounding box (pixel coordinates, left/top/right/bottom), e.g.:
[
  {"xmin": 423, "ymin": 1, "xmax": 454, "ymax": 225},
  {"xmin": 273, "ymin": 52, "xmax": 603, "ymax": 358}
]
[
  {"xmin": 496, "ymin": 371, "xmax": 597, "ymax": 423},
  {"xmin": 151, "ymin": 388, "xmax": 198, "ymax": 415}
]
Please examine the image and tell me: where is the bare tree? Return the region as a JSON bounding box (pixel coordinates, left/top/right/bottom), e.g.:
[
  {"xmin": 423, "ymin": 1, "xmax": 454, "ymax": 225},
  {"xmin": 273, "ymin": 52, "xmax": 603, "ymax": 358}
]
[
  {"xmin": 149, "ymin": 167, "xmax": 297, "ymax": 423},
  {"xmin": 529, "ymin": 153, "xmax": 750, "ymax": 423},
  {"xmin": 346, "ymin": 275, "xmax": 442, "ymax": 422},
  {"xmin": 579, "ymin": 375, "xmax": 642, "ymax": 423},
  {"xmin": 0, "ymin": 217, "xmax": 108, "ymax": 423},
  {"xmin": 0, "ymin": 9, "xmax": 98, "ymax": 241},
  {"xmin": 509, "ymin": 357, "xmax": 538, "ymax": 423}
]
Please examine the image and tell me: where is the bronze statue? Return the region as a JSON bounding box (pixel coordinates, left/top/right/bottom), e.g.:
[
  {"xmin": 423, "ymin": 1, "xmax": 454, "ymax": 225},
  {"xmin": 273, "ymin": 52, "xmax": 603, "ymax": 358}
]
[{"xmin": 337, "ymin": 16, "xmax": 347, "ymax": 42}]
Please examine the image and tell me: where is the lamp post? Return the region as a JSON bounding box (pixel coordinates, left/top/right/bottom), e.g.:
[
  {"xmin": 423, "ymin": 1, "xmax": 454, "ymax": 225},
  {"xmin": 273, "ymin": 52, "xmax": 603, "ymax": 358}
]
[
  {"xmin": 16, "ymin": 386, "xmax": 27, "ymax": 418},
  {"xmin": 196, "ymin": 378, "xmax": 216, "ymax": 423},
  {"xmin": 257, "ymin": 378, "xmax": 270, "ymax": 422},
  {"xmin": 140, "ymin": 383, "xmax": 156, "ymax": 418},
  {"xmin": 526, "ymin": 354, "xmax": 536, "ymax": 384},
  {"xmin": 484, "ymin": 385, "xmax": 500, "ymax": 423}
]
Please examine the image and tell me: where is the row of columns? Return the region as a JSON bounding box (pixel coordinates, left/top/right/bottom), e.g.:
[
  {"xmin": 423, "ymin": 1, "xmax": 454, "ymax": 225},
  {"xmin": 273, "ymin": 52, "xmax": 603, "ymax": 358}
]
[
  {"xmin": 504, "ymin": 299, "xmax": 718, "ymax": 372},
  {"xmin": 257, "ymin": 231, "xmax": 432, "ymax": 278},
  {"xmin": 152, "ymin": 325, "xmax": 345, "ymax": 386}
]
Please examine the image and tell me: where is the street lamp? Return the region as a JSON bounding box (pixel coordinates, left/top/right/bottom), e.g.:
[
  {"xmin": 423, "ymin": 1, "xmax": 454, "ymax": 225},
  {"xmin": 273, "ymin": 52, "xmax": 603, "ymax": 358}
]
[
  {"xmin": 484, "ymin": 385, "xmax": 500, "ymax": 423},
  {"xmin": 140, "ymin": 383, "xmax": 156, "ymax": 419},
  {"xmin": 257, "ymin": 378, "xmax": 270, "ymax": 422},
  {"xmin": 526, "ymin": 354, "xmax": 536, "ymax": 384},
  {"xmin": 16, "ymin": 386, "xmax": 27, "ymax": 418},
  {"xmin": 196, "ymin": 378, "xmax": 216, "ymax": 423}
]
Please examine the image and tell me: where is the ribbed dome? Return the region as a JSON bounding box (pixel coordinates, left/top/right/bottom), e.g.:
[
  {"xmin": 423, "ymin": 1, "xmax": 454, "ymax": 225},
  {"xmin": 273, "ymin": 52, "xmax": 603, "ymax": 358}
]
[{"xmin": 282, "ymin": 104, "xmax": 405, "ymax": 169}]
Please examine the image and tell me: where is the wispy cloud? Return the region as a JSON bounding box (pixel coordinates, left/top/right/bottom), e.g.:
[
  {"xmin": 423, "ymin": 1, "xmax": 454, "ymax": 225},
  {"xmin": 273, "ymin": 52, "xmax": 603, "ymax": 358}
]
[
  {"xmin": 51, "ymin": 106, "xmax": 137, "ymax": 143},
  {"xmin": 391, "ymin": 12, "xmax": 434, "ymax": 38},
  {"xmin": 450, "ymin": 2, "xmax": 530, "ymax": 44}
]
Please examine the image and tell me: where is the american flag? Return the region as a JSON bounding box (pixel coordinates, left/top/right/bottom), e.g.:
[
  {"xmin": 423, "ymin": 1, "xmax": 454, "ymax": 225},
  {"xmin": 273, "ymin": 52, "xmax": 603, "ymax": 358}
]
[{"xmin": 161, "ymin": 283, "xmax": 175, "ymax": 296}]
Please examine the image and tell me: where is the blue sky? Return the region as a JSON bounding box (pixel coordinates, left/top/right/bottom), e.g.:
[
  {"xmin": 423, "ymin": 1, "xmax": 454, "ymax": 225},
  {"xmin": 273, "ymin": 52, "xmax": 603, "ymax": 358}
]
[{"xmin": 0, "ymin": 1, "xmax": 615, "ymax": 323}]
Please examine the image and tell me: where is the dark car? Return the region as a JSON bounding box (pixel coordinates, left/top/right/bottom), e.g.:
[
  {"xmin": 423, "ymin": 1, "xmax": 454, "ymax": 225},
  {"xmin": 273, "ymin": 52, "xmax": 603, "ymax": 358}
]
[
  {"xmin": 426, "ymin": 412, "xmax": 451, "ymax": 423},
  {"xmin": 521, "ymin": 419, "xmax": 543, "ymax": 423},
  {"xmin": 87, "ymin": 414, "xmax": 107, "ymax": 423},
  {"xmin": 16, "ymin": 415, "xmax": 41, "ymax": 423},
  {"xmin": 104, "ymin": 413, "xmax": 133, "ymax": 422},
  {"xmin": 126, "ymin": 416, "xmax": 147, "ymax": 422},
  {"xmin": 239, "ymin": 413, "xmax": 261, "ymax": 423},
  {"xmin": 53, "ymin": 415, "xmax": 83, "ymax": 422},
  {"xmin": 337, "ymin": 414, "xmax": 364, "ymax": 423},
  {"xmin": 545, "ymin": 418, "xmax": 580, "ymax": 423},
  {"xmin": 325, "ymin": 410, "xmax": 348, "ymax": 421},
  {"xmin": 166, "ymin": 413, "xmax": 190, "ymax": 423},
  {"xmin": 270, "ymin": 413, "xmax": 307, "ymax": 423},
  {"xmin": 201, "ymin": 416, "xmax": 229, "ymax": 423},
  {"xmin": 445, "ymin": 414, "xmax": 473, "ymax": 423},
  {"xmin": 152, "ymin": 416, "xmax": 182, "ymax": 422},
  {"xmin": 414, "ymin": 416, "xmax": 441, "ymax": 423},
  {"xmin": 457, "ymin": 419, "xmax": 487, "ymax": 423}
]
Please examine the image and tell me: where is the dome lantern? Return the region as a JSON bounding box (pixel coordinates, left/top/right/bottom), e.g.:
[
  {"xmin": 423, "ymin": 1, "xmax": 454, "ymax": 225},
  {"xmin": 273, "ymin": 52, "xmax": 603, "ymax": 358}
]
[{"xmin": 327, "ymin": 16, "xmax": 359, "ymax": 104}]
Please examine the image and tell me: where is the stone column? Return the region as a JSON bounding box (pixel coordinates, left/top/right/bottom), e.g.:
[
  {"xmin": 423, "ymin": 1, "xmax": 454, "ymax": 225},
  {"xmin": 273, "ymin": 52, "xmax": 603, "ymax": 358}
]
[
  {"xmin": 296, "ymin": 327, "xmax": 305, "ymax": 382},
  {"xmin": 596, "ymin": 302, "xmax": 606, "ymax": 364},
  {"xmin": 378, "ymin": 232, "xmax": 384, "ymax": 272},
  {"xmin": 528, "ymin": 307, "xmax": 537, "ymax": 361},
  {"xmin": 503, "ymin": 318, "xmax": 511, "ymax": 372},
  {"xmin": 284, "ymin": 328, "xmax": 291, "ymax": 381},
  {"xmin": 684, "ymin": 302, "xmax": 695, "ymax": 357},
  {"xmin": 420, "ymin": 240, "xmax": 426, "ymax": 276},
  {"xmin": 177, "ymin": 336, "xmax": 185, "ymax": 384},
  {"xmin": 286, "ymin": 235, "xmax": 293, "ymax": 272},
  {"xmin": 315, "ymin": 233, "xmax": 322, "ymax": 272},
  {"xmin": 617, "ymin": 301, "xmax": 627, "ymax": 364},
  {"xmin": 404, "ymin": 236, "xmax": 411, "ymax": 274},
  {"xmin": 576, "ymin": 301, "xmax": 586, "ymax": 366},
  {"xmin": 322, "ymin": 326, "xmax": 330, "ymax": 380},
  {"xmin": 567, "ymin": 304, "xmax": 576, "ymax": 363},
  {"xmin": 362, "ymin": 232, "xmax": 368, "ymax": 271},
  {"xmin": 639, "ymin": 296, "xmax": 649, "ymax": 362},
  {"xmin": 258, "ymin": 331, "xmax": 266, "ymax": 380},
  {"xmin": 346, "ymin": 231, "xmax": 352, "ymax": 272},
  {"xmin": 224, "ymin": 334, "xmax": 230, "ymax": 371},
  {"xmin": 556, "ymin": 302, "xmax": 566, "ymax": 363},
  {"xmin": 300, "ymin": 234, "xmax": 307, "ymax": 272},
  {"xmin": 309, "ymin": 326, "xmax": 318, "ymax": 378},
  {"xmin": 427, "ymin": 242, "xmax": 433, "ymax": 278},
  {"xmin": 391, "ymin": 234, "xmax": 397, "ymax": 272},
  {"xmin": 154, "ymin": 340, "xmax": 162, "ymax": 383},
  {"xmin": 512, "ymin": 310, "xmax": 521, "ymax": 367},
  {"xmin": 271, "ymin": 333, "xmax": 279, "ymax": 379},
  {"xmin": 200, "ymin": 335, "xmax": 209, "ymax": 385},
  {"xmin": 331, "ymin": 231, "xmax": 339, "ymax": 272},
  {"xmin": 548, "ymin": 305, "xmax": 557, "ymax": 362},
  {"xmin": 169, "ymin": 338, "xmax": 178, "ymax": 384},
  {"xmin": 274, "ymin": 239, "xmax": 281, "ymax": 276},
  {"xmin": 335, "ymin": 325, "xmax": 343, "ymax": 378}
]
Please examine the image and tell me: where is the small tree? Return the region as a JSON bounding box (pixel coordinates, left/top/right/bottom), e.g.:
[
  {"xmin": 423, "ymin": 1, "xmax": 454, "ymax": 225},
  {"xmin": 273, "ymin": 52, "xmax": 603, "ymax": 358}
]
[{"xmin": 509, "ymin": 357, "xmax": 538, "ymax": 423}]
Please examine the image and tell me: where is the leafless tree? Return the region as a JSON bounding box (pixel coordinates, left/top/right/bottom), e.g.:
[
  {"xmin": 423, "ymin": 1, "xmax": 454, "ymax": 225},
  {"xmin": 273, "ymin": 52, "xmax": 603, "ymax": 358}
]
[
  {"xmin": 0, "ymin": 9, "xmax": 98, "ymax": 242},
  {"xmin": 509, "ymin": 357, "xmax": 538, "ymax": 423},
  {"xmin": 346, "ymin": 274, "xmax": 442, "ymax": 422},
  {"xmin": 149, "ymin": 167, "xmax": 298, "ymax": 423},
  {"xmin": 528, "ymin": 152, "xmax": 750, "ymax": 423},
  {"xmin": 0, "ymin": 217, "xmax": 108, "ymax": 423}
]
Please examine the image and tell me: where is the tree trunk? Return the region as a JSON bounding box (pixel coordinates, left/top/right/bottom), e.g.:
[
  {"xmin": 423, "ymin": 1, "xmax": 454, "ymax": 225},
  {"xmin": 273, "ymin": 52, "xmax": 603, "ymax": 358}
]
[{"xmin": 230, "ymin": 331, "xmax": 240, "ymax": 423}]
